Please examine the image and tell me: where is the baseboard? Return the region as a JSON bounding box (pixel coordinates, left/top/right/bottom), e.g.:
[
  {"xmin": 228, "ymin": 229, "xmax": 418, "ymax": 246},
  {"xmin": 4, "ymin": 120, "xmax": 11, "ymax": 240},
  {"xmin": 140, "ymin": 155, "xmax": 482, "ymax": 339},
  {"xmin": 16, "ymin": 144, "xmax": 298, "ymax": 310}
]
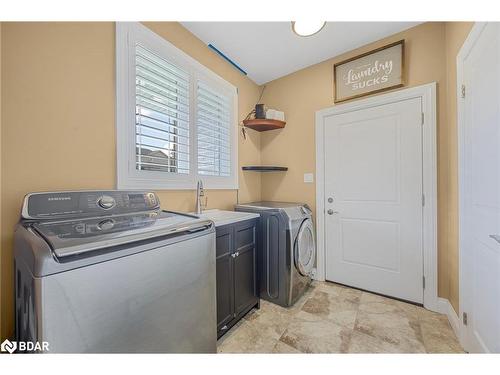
[{"xmin": 437, "ymin": 297, "xmax": 461, "ymax": 340}]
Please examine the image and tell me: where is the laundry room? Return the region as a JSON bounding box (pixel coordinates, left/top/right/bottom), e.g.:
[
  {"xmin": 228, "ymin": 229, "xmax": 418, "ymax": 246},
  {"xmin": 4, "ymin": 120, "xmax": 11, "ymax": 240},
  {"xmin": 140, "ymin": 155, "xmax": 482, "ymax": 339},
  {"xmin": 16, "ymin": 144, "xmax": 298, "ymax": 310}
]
[{"xmin": 0, "ymin": 3, "xmax": 499, "ymax": 369}]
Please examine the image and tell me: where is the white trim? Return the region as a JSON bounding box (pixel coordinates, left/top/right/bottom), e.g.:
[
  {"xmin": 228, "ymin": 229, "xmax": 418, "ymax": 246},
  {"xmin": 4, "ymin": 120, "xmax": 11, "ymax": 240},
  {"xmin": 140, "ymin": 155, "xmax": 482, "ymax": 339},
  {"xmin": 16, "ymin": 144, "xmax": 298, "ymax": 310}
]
[
  {"xmin": 315, "ymin": 109, "xmax": 326, "ymax": 281},
  {"xmin": 457, "ymin": 22, "xmax": 486, "ymax": 354},
  {"xmin": 116, "ymin": 22, "xmax": 238, "ymax": 191},
  {"xmin": 315, "ymin": 83, "xmax": 439, "ymax": 312},
  {"xmin": 437, "ymin": 298, "xmax": 462, "ymax": 343}
]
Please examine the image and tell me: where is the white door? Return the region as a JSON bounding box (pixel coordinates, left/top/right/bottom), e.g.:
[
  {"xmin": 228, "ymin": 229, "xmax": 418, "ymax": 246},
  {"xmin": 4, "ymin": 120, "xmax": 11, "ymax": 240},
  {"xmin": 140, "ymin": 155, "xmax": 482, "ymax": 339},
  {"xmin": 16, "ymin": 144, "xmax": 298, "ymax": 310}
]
[
  {"xmin": 460, "ymin": 23, "xmax": 500, "ymax": 353},
  {"xmin": 324, "ymin": 97, "xmax": 423, "ymax": 303}
]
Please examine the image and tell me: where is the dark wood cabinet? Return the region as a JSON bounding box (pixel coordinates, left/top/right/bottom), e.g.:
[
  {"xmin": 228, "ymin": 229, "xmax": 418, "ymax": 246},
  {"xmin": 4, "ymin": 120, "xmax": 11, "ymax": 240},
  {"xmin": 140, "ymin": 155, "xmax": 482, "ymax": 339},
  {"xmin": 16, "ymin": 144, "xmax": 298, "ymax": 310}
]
[
  {"xmin": 216, "ymin": 218, "xmax": 259, "ymax": 338},
  {"xmin": 216, "ymin": 226, "xmax": 235, "ymax": 333}
]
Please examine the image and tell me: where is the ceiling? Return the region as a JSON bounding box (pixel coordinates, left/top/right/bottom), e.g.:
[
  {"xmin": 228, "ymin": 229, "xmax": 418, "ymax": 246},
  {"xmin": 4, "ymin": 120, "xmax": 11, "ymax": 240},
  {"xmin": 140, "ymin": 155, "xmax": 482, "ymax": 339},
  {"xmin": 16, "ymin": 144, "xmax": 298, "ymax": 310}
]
[{"xmin": 182, "ymin": 22, "xmax": 421, "ymax": 85}]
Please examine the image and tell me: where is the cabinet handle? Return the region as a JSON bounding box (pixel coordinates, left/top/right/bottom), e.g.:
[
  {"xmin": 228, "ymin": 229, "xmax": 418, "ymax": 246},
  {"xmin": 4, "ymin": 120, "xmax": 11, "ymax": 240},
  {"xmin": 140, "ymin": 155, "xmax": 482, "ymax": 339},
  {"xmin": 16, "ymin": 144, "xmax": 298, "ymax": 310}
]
[
  {"xmin": 231, "ymin": 251, "xmax": 239, "ymax": 258},
  {"xmin": 221, "ymin": 325, "xmax": 228, "ymax": 331}
]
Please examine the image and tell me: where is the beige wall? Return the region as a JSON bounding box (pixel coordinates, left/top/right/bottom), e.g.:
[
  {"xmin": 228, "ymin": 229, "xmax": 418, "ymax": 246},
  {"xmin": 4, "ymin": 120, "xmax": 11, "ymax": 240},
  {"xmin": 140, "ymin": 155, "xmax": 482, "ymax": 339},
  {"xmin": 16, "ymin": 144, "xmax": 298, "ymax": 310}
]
[
  {"xmin": 0, "ymin": 22, "xmax": 261, "ymax": 340},
  {"xmin": 260, "ymin": 22, "xmax": 472, "ymax": 313},
  {"xmin": 0, "ymin": 21, "xmax": 474, "ymax": 340},
  {"xmin": 444, "ymin": 22, "xmax": 474, "ymax": 312}
]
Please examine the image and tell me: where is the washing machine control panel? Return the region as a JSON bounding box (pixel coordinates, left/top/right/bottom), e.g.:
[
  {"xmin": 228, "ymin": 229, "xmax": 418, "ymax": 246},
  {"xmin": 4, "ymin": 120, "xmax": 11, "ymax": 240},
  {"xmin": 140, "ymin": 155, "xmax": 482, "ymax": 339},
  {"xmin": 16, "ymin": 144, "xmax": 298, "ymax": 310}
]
[
  {"xmin": 22, "ymin": 190, "xmax": 160, "ymax": 220},
  {"xmin": 97, "ymin": 195, "xmax": 116, "ymax": 209}
]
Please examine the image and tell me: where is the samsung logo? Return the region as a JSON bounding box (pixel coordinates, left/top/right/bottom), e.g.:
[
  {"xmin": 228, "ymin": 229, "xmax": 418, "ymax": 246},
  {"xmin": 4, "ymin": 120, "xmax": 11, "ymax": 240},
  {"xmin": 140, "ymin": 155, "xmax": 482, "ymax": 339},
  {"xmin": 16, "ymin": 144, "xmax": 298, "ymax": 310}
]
[{"xmin": 48, "ymin": 197, "xmax": 72, "ymax": 201}]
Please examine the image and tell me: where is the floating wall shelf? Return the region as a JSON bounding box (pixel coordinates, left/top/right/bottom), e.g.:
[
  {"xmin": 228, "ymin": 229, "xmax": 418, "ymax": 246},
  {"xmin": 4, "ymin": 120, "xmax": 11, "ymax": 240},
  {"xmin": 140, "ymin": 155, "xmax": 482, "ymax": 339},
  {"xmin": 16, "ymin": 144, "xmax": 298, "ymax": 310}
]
[
  {"xmin": 243, "ymin": 119, "xmax": 286, "ymax": 132},
  {"xmin": 242, "ymin": 166, "xmax": 288, "ymax": 172}
]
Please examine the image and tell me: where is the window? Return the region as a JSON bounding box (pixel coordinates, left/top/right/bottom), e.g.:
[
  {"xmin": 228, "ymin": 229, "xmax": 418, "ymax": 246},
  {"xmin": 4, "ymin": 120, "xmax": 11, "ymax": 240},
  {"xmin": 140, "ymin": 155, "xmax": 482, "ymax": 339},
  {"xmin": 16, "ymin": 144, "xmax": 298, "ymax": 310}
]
[
  {"xmin": 135, "ymin": 45, "xmax": 190, "ymax": 175},
  {"xmin": 116, "ymin": 23, "xmax": 238, "ymax": 190},
  {"xmin": 197, "ymin": 81, "xmax": 232, "ymax": 177}
]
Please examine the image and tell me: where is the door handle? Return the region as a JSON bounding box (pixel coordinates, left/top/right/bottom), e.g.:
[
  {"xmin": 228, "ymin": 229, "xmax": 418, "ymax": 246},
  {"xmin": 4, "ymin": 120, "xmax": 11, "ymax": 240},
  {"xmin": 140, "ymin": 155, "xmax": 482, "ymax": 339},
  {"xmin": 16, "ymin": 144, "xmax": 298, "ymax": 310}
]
[
  {"xmin": 489, "ymin": 234, "xmax": 500, "ymax": 244},
  {"xmin": 327, "ymin": 209, "xmax": 339, "ymax": 215}
]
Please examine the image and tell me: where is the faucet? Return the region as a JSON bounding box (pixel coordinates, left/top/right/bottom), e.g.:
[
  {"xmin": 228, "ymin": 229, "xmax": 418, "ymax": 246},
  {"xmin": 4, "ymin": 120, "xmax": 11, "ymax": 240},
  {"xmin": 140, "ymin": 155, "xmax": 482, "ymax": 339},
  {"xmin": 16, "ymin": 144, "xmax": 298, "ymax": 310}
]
[{"xmin": 195, "ymin": 180, "xmax": 206, "ymax": 214}]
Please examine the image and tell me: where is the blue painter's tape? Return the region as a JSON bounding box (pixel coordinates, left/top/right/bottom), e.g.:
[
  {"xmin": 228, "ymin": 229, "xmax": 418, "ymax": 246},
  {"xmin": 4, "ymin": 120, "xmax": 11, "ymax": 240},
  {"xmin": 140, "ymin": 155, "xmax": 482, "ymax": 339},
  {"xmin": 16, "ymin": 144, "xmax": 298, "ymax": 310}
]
[{"xmin": 208, "ymin": 44, "xmax": 247, "ymax": 75}]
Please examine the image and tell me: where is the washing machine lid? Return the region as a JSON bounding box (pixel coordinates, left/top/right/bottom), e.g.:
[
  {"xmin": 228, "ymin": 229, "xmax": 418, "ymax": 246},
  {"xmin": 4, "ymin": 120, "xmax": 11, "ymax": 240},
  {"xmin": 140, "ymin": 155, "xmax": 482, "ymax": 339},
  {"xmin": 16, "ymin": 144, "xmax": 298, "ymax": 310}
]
[
  {"xmin": 294, "ymin": 219, "xmax": 316, "ymax": 276},
  {"xmin": 32, "ymin": 211, "xmax": 212, "ymax": 258}
]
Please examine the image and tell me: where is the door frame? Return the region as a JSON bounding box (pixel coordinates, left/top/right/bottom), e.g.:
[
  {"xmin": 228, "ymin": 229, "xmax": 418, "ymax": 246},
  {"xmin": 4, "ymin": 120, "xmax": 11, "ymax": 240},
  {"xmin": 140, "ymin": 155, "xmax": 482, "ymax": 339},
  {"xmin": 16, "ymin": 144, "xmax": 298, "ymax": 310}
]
[
  {"xmin": 315, "ymin": 82, "xmax": 438, "ymax": 311},
  {"xmin": 456, "ymin": 22, "xmax": 488, "ymax": 352}
]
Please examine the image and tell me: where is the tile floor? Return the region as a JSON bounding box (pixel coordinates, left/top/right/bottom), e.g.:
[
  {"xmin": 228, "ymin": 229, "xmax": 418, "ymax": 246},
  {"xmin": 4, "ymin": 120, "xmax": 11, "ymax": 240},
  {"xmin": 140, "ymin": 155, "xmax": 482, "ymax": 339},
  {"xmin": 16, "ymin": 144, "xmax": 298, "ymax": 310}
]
[{"xmin": 217, "ymin": 281, "xmax": 464, "ymax": 353}]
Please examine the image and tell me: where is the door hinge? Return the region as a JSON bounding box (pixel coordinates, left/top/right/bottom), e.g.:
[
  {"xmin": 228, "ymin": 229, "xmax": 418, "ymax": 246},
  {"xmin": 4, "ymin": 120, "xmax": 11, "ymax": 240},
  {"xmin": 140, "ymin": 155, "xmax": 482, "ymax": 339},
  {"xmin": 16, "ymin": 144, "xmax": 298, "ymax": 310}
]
[
  {"xmin": 463, "ymin": 312, "xmax": 468, "ymax": 326},
  {"xmin": 422, "ymin": 276, "xmax": 426, "ymax": 289},
  {"xmin": 422, "ymin": 194, "xmax": 425, "ymax": 207},
  {"xmin": 421, "ymin": 112, "xmax": 425, "ymax": 125},
  {"xmin": 461, "ymin": 84, "xmax": 466, "ymax": 98}
]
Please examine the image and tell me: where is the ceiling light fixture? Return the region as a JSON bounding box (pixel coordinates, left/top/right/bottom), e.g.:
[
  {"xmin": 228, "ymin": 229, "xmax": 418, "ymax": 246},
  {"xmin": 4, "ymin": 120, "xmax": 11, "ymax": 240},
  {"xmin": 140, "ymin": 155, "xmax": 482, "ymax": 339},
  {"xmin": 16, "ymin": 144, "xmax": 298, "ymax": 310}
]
[{"xmin": 291, "ymin": 21, "xmax": 326, "ymax": 37}]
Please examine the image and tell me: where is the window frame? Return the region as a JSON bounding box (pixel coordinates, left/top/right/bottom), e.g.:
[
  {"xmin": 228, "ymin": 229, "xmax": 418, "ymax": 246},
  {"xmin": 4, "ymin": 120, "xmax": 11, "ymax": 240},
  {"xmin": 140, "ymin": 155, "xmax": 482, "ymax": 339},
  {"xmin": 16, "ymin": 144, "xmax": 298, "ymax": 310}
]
[{"xmin": 116, "ymin": 22, "xmax": 238, "ymax": 190}]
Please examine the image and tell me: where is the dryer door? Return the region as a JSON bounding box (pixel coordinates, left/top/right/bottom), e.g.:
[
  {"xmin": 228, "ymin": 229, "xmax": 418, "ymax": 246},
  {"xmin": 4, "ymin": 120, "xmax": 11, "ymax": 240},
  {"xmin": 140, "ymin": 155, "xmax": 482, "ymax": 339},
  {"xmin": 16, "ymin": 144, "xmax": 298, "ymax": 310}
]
[{"xmin": 294, "ymin": 219, "xmax": 316, "ymax": 276}]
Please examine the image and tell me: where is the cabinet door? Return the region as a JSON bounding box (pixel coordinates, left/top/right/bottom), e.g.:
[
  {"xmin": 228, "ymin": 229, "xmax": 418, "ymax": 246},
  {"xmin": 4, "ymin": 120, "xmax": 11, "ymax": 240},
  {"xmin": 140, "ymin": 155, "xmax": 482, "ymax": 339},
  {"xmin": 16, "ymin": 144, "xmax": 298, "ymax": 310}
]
[
  {"xmin": 233, "ymin": 221, "xmax": 258, "ymax": 315},
  {"xmin": 215, "ymin": 226, "xmax": 234, "ymax": 334}
]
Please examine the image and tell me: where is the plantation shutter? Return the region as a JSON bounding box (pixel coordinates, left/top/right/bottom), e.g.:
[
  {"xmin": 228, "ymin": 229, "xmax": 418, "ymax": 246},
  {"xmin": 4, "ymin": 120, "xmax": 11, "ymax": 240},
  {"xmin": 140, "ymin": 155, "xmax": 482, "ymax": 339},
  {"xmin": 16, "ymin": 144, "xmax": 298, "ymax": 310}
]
[
  {"xmin": 196, "ymin": 81, "xmax": 232, "ymax": 177},
  {"xmin": 135, "ymin": 44, "xmax": 190, "ymax": 174}
]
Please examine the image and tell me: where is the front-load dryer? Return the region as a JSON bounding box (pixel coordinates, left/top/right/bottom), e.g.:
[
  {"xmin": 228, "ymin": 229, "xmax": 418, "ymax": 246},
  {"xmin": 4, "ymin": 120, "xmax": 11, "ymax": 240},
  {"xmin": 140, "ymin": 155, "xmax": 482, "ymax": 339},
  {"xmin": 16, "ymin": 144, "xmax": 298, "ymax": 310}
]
[{"xmin": 235, "ymin": 202, "xmax": 316, "ymax": 307}]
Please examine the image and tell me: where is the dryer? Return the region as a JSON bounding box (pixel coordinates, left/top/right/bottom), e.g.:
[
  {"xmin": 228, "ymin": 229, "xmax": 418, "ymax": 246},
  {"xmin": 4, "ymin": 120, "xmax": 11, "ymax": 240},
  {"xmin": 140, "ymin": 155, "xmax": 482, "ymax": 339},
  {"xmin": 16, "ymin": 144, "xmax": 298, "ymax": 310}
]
[{"xmin": 235, "ymin": 202, "xmax": 316, "ymax": 307}]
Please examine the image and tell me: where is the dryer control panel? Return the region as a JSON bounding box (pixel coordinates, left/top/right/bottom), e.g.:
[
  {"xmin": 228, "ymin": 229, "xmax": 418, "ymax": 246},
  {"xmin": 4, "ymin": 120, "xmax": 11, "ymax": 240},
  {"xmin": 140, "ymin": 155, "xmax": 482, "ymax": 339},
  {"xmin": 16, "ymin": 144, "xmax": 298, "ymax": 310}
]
[{"xmin": 22, "ymin": 190, "xmax": 160, "ymax": 220}]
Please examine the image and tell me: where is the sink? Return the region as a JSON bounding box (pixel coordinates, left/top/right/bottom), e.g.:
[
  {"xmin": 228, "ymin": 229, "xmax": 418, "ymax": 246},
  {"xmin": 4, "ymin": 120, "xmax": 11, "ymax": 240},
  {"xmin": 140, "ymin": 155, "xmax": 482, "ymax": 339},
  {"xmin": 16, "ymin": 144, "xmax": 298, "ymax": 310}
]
[{"xmin": 194, "ymin": 209, "xmax": 260, "ymax": 227}]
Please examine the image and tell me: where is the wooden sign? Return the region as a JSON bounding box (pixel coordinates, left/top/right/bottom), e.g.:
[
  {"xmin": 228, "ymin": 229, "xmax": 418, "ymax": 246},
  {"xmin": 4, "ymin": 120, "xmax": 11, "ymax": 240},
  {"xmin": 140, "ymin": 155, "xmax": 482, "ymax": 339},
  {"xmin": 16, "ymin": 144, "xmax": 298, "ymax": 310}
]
[{"xmin": 334, "ymin": 40, "xmax": 405, "ymax": 103}]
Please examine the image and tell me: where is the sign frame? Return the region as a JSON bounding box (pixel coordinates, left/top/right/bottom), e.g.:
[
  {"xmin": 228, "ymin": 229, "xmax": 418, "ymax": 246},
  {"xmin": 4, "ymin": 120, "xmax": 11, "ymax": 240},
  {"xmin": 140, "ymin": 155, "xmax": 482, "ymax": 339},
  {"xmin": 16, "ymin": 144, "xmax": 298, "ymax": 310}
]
[{"xmin": 334, "ymin": 39, "xmax": 405, "ymax": 103}]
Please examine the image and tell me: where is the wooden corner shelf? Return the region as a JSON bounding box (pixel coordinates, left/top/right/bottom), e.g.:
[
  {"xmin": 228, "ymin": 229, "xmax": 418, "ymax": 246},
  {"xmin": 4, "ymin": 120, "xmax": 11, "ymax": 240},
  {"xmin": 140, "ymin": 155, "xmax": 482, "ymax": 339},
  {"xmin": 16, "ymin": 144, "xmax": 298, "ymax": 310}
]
[
  {"xmin": 243, "ymin": 119, "xmax": 286, "ymax": 132},
  {"xmin": 242, "ymin": 166, "xmax": 288, "ymax": 172}
]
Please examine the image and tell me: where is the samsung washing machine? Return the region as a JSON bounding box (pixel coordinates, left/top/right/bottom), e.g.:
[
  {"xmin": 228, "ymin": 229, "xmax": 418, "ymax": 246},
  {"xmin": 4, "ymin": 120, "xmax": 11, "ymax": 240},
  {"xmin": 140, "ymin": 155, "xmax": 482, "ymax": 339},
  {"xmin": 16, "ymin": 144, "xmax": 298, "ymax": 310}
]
[{"xmin": 235, "ymin": 202, "xmax": 316, "ymax": 307}]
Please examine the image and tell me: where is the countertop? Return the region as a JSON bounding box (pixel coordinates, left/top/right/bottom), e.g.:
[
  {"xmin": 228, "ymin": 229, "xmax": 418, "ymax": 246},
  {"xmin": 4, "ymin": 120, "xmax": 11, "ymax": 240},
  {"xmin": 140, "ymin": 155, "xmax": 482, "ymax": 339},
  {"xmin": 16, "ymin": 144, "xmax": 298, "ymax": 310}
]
[{"xmin": 193, "ymin": 209, "xmax": 260, "ymax": 227}]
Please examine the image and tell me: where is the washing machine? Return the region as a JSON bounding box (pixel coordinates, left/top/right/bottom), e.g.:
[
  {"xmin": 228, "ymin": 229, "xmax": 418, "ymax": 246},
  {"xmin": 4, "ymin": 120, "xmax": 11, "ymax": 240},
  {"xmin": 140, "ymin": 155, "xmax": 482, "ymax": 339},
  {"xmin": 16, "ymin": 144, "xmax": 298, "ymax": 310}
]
[
  {"xmin": 14, "ymin": 190, "xmax": 216, "ymax": 353},
  {"xmin": 235, "ymin": 202, "xmax": 316, "ymax": 307}
]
